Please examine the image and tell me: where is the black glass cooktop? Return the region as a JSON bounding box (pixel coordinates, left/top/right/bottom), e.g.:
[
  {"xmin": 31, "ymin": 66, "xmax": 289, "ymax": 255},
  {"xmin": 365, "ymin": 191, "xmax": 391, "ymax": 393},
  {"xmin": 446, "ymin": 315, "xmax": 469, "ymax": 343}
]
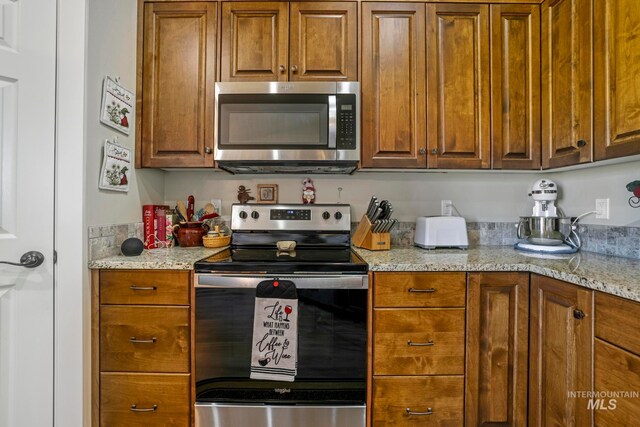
[{"xmin": 194, "ymin": 247, "xmax": 368, "ymax": 274}]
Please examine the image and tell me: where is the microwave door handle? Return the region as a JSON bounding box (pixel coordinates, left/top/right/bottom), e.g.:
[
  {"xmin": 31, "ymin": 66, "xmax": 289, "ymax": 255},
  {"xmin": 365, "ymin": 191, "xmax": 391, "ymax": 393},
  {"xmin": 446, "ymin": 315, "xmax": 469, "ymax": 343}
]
[{"xmin": 328, "ymin": 95, "xmax": 337, "ymax": 148}]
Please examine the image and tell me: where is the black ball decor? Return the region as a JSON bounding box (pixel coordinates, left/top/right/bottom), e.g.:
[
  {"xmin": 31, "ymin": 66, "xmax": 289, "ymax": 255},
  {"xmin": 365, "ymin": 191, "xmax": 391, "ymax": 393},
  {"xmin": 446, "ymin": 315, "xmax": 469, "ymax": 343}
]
[{"xmin": 121, "ymin": 237, "xmax": 144, "ymax": 256}]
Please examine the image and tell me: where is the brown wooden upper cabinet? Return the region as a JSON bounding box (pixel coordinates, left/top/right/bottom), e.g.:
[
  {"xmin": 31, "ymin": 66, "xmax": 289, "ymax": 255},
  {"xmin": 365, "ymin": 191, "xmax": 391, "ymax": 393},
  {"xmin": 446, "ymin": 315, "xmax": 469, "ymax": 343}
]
[
  {"xmin": 362, "ymin": 3, "xmax": 538, "ymax": 170},
  {"xmin": 594, "ymin": 0, "xmax": 640, "ymax": 160},
  {"xmin": 137, "ymin": 2, "xmax": 217, "ymax": 168},
  {"xmin": 541, "ymin": 0, "xmax": 593, "ymax": 169},
  {"xmin": 491, "ymin": 4, "xmax": 541, "ymax": 170},
  {"xmin": 220, "ymin": 2, "xmax": 357, "ymax": 82},
  {"xmin": 361, "ymin": 3, "xmax": 427, "ymax": 168},
  {"xmin": 426, "ymin": 4, "xmax": 491, "ymax": 169}
]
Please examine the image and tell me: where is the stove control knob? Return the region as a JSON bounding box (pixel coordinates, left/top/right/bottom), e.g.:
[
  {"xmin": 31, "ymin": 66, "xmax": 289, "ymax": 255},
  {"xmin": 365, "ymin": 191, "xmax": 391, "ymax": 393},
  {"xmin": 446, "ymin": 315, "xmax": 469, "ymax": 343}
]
[
  {"xmin": 239, "ymin": 210, "xmax": 248, "ymax": 219},
  {"xmin": 322, "ymin": 211, "xmax": 331, "ymax": 220},
  {"xmin": 334, "ymin": 211, "xmax": 343, "ymax": 220},
  {"xmin": 251, "ymin": 211, "xmax": 260, "ymax": 219}
]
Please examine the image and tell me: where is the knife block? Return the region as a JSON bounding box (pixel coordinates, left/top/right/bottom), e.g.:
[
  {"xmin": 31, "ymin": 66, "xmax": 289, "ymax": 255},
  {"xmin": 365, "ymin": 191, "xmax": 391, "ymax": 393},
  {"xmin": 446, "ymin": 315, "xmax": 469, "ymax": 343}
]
[{"xmin": 352, "ymin": 215, "xmax": 391, "ymax": 251}]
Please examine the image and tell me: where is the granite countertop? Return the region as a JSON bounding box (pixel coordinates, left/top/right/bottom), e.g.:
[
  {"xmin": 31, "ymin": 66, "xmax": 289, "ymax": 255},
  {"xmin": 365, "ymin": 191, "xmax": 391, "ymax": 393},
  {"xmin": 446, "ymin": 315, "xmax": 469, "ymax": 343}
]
[
  {"xmin": 88, "ymin": 246, "xmax": 229, "ymax": 270},
  {"xmin": 88, "ymin": 244, "xmax": 640, "ymax": 303},
  {"xmin": 354, "ymin": 246, "xmax": 640, "ymax": 302}
]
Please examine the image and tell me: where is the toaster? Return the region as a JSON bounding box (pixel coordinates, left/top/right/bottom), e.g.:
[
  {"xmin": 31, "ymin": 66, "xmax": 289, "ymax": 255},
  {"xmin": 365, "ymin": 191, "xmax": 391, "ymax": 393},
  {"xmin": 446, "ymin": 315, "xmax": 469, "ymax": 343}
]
[{"xmin": 414, "ymin": 216, "xmax": 468, "ymax": 249}]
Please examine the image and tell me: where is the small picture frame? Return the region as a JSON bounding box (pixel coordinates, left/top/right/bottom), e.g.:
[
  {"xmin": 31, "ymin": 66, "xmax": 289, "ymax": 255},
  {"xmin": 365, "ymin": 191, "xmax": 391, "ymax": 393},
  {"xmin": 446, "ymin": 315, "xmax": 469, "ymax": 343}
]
[
  {"xmin": 257, "ymin": 184, "xmax": 278, "ymax": 204},
  {"xmin": 99, "ymin": 139, "xmax": 131, "ymax": 192},
  {"xmin": 100, "ymin": 76, "xmax": 134, "ymax": 135}
]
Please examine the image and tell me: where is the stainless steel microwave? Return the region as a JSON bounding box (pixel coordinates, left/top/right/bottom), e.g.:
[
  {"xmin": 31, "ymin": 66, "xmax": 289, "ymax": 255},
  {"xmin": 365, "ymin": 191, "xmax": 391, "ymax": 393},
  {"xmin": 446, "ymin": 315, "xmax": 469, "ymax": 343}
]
[{"xmin": 214, "ymin": 82, "xmax": 360, "ymax": 174}]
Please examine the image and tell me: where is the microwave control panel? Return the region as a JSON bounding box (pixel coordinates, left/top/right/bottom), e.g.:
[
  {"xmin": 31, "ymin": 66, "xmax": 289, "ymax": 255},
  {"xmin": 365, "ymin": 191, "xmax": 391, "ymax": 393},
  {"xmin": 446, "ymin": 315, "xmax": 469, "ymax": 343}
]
[{"xmin": 337, "ymin": 95, "xmax": 357, "ymax": 150}]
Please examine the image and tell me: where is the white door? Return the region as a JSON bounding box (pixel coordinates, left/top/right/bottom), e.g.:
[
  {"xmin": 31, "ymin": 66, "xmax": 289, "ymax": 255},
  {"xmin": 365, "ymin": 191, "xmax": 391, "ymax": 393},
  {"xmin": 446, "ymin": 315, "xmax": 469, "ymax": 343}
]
[{"xmin": 0, "ymin": 0, "xmax": 57, "ymax": 426}]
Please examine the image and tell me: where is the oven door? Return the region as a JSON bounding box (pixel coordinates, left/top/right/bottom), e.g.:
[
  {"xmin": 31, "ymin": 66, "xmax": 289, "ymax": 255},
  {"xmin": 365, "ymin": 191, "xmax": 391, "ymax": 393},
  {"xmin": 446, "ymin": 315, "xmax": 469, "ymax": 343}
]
[{"xmin": 194, "ymin": 274, "xmax": 367, "ymax": 427}]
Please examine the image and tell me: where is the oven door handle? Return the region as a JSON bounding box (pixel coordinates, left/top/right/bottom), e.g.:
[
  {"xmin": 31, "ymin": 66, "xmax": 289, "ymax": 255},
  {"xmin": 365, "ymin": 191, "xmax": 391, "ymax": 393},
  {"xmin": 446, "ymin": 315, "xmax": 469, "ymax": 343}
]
[{"xmin": 196, "ymin": 274, "xmax": 368, "ymax": 290}]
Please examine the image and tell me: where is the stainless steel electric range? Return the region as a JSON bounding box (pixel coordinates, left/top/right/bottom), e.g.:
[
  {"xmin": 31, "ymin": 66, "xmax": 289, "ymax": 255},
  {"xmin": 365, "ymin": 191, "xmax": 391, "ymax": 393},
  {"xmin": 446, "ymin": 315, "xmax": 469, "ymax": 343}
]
[{"xmin": 194, "ymin": 204, "xmax": 368, "ymax": 427}]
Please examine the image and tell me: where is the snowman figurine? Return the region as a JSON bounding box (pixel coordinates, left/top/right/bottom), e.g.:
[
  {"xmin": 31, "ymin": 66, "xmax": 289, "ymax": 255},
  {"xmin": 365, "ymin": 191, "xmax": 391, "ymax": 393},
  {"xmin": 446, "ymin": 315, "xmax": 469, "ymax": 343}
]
[{"xmin": 302, "ymin": 178, "xmax": 316, "ymax": 204}]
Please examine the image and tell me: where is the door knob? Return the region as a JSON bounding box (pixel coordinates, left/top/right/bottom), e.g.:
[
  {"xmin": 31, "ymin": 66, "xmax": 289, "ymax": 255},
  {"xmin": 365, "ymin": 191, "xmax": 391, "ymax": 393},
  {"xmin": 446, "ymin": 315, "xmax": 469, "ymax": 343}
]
[
  {"xmin": 205, "ymin": 147, "xmax": 212, "ymax": 154},
  {"xmin": 0, "ymin": 251, "xmax": 45, "ymax": 268},
  {"xmin": 419, "ymin": 148, "xmax": 426, "ymax": 155},
  {"xmin": 291, "ymin": 65, "xmax": 298, "ymax": 73},
  {"xmin": 279, "ymin": 65, "xmax": 286, "ymax": 73}
]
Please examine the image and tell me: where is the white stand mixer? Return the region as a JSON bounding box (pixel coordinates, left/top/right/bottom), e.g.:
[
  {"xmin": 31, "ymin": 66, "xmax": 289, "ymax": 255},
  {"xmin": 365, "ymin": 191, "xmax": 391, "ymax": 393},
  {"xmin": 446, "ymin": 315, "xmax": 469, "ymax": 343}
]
[{"xmin": 515, "ymin": 179, "xmax": 580, "ymax": 254}]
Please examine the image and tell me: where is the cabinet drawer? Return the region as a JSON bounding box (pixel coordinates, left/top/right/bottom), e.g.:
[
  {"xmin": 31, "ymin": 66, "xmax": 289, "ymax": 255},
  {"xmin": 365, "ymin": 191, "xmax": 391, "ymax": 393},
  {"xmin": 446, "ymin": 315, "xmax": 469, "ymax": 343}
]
[
  {"xmin": 595, "ymin": 292, "xmax": 640, "ymax": 355},
  {"xmin": 100, "ymin": 306, "xmax": 190, "ymax": 373},
  {"xmin": 595, "ymin": 339, "xmax": 640, "ymax": 426},
  {"xmin": 373, "ymin": 376, "xmax": 464, "ymax": 427},
  {"xmin": 374, "ymin": 308, "xmax": 465, "ymax": 375},
  {"xmin": 100, "ymin": 270, "xmax": 190, "ymax": 306},
  {"xmin": 374, "ymin": 272, "xmax": 466, "ymax": 308},
  {"xmin": 100, "ymin": 373, "xmax": 190, "ymax": 427}
]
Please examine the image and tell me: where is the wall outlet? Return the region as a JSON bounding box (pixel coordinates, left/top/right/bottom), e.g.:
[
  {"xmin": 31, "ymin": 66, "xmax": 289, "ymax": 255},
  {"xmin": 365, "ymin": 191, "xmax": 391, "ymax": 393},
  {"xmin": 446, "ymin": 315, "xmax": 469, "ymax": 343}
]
[
  {"xmin": 441, "ymin": 200, "xmax": 452, "ymax": 216},
  {"xmin": 210, "ymin": 199, "xmax": 222, "ymax": 214},
  {"xmin": 595, "ymin": 198, "xmax": 609, "ymax": 219}
]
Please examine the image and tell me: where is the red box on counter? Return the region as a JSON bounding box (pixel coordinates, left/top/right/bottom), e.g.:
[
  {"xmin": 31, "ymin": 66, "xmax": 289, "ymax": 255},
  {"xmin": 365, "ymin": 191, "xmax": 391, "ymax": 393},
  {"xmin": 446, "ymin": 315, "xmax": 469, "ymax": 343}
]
[{"xmin": 143, "ymin": 204, "xmax": 171, "ymax": 249}]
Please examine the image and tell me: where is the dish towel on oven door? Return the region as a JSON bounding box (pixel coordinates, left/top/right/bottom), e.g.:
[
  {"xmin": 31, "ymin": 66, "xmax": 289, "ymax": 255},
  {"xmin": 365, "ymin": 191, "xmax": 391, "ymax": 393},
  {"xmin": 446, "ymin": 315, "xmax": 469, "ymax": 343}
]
[{"xmin": 250, "ymin": 279, "xmax": 298, "ymax": 382}]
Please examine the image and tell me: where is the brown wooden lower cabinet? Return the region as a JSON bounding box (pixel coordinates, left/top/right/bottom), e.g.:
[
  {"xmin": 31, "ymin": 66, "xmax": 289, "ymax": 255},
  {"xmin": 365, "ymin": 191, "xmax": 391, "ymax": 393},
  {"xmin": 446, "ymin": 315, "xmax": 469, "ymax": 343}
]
[
  {"xmin": 529, "ymin": 274, "xmax": 594, "ymax": 427},
  {"xmin": 465, "ymin": 272, "xmax": 529, "ymax": 426},
  {"xmin": 594, "ymin": 292, "xmax": 640, "ymax": 426},
  {"xmin": 100, "ymin": 373, "xmax": 190, "ymax": 427},
  {"xmin": 93, "ymin": 270, "xmax": 192, "ymax": 427},
  {"xmin": 373, "ymin": 376, "xmax": 464, "ymax": 427}
]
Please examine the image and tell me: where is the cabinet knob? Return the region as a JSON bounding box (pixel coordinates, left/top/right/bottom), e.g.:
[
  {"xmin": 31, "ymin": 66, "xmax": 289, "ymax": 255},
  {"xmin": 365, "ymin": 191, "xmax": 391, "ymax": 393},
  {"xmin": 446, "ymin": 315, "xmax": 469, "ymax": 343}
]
[
  {"xmin": 577, "ymin": 140, "xmax": 587, "ymax": 148},
  {"xmin": 205, "ymin": 147, "xmax": 212, "ymax": 154},
  {"xmin": 419, "ymin": 148, "xmax": 426, "ymax": 155},
  {"xmin": 291, "ymin": 65, "xmax": 298, "ymax": 73},
  {"xmin": 279, "ymin": 65, "xmax": 286, "ymax": 73},
  {"xmin": 431, "ymin": 148, "xmax": 438, "ymax": 154},
  {"xmin": 573, "ymin": 309, "xmax": 586, "ymax": 320}
]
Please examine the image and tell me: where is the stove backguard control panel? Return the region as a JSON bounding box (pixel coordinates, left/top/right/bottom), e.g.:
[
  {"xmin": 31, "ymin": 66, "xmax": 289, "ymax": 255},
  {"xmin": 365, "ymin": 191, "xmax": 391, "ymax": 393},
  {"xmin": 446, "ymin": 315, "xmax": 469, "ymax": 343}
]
[{"xmin": 231, "ymin": 204, "xmax": 351, "ymax": 232}]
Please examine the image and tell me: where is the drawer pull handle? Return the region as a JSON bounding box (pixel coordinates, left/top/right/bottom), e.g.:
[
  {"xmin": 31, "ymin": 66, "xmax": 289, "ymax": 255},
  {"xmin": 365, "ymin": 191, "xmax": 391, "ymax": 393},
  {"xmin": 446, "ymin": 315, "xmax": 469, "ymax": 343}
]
[
  {"xmin": 408, "ymin": 287, "xmax": 436, "ymax": 293},
  {"xmin": 130, "ymin": 285, "xmax": 157, "ymax": 291},
  {"xmin": 406, "ymin": 407, "xmax": 433, "ymax": 416},
  {"xmin": 407, "ymin": 340, "xmax": 434, "ymax": 346},
  {"xmin": 130, "ymin": 404, "xmax": 158, "ymax": 412},
  {"xmin": 129, "ymin": 337, "xmax": 157, "ymax": 344}
]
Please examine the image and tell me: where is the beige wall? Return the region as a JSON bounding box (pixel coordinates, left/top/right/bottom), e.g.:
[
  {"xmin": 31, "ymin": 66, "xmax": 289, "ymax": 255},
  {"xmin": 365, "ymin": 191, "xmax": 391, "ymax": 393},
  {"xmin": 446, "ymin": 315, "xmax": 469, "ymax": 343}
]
[
  {"xmin": 163, "ymin": 160, "xmax": 640, "ymax": 226},
  {"xmin": 85, "ymin": 0, "xmax": 164, "ymax": 227}
]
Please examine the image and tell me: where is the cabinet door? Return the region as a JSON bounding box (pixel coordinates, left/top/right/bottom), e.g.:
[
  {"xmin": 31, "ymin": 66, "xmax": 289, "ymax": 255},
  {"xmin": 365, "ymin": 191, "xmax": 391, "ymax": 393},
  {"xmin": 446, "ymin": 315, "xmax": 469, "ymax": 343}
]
[
  {"xmin": 289, "ymin": 2, "xmax": 357, "ymax": 81},
  {"xmin": 491, "ymin": 5, "xmax": 541, "ymax": 170},
  {"xmin": 466, "ymin": 273, "xmax": 529, "ymax": 427},
  {"xmin": 426, "ymin": 4, "xmax": 490, "ymax": 169},
  {"xmin": 594, "ymin": 0, "xmax": 640, "ymax": 160},
  {"xmin": 220, "ymin": 2, "xmax": 288, "ymax": 81},
  {"xmin": 361, "ymin": 3, "xmax": 427, "ymax": 168},
  {"xmin": 140, "ymin": 2, "xmax": 216, "ymax": 167},
  {"xmin": 529, "ymin": 275, "xmax": 593, "ymax": 427},
  {"xmin": 541, "ymin": 0, "xmax": 592, "ymax": 168}
]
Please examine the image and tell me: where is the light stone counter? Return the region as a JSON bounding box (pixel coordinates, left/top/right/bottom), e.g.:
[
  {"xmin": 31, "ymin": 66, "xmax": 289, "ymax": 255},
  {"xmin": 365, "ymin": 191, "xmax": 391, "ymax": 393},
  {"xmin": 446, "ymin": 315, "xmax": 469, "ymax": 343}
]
[
  {"xmin": 88, "ymin": 246, "xmax": 229, "ymax": 270},
  {"xmin": 354, "ymin": 246, "xmax": 640, "ymax": 303}
]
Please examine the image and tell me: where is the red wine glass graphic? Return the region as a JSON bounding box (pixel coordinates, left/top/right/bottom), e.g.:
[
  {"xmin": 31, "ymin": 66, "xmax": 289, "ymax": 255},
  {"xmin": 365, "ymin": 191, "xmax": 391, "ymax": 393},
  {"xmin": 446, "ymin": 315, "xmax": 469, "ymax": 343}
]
[{"xmin": 284, "ymin": 305, "xmax": 293, "ymax": 321}]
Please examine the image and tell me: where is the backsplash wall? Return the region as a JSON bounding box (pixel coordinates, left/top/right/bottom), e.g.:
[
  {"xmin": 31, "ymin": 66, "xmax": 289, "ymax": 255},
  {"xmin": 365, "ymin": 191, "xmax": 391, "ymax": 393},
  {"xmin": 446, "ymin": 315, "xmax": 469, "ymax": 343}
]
[
  {"xmin": 163, "ymin": 160, "xmax": 640, "ymax": 226},
  {"xmin": 87, "ymin": 220, "xmax": 639, "ymax": 261}
]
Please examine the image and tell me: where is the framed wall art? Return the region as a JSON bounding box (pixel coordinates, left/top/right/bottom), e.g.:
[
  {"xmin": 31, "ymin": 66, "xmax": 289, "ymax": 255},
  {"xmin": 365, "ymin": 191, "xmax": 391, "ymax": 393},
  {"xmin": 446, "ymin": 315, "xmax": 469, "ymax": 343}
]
[
  {"xmin": 99, "ymin": 138, "xmax": 131, "ymax": 192},
  {"xmin": 100, "ymin": 76, "xmax": 134, "ymax": 135},
  {"xmin": 257, "ymin": 184, "xmax": 278, "ymax": 204}
]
